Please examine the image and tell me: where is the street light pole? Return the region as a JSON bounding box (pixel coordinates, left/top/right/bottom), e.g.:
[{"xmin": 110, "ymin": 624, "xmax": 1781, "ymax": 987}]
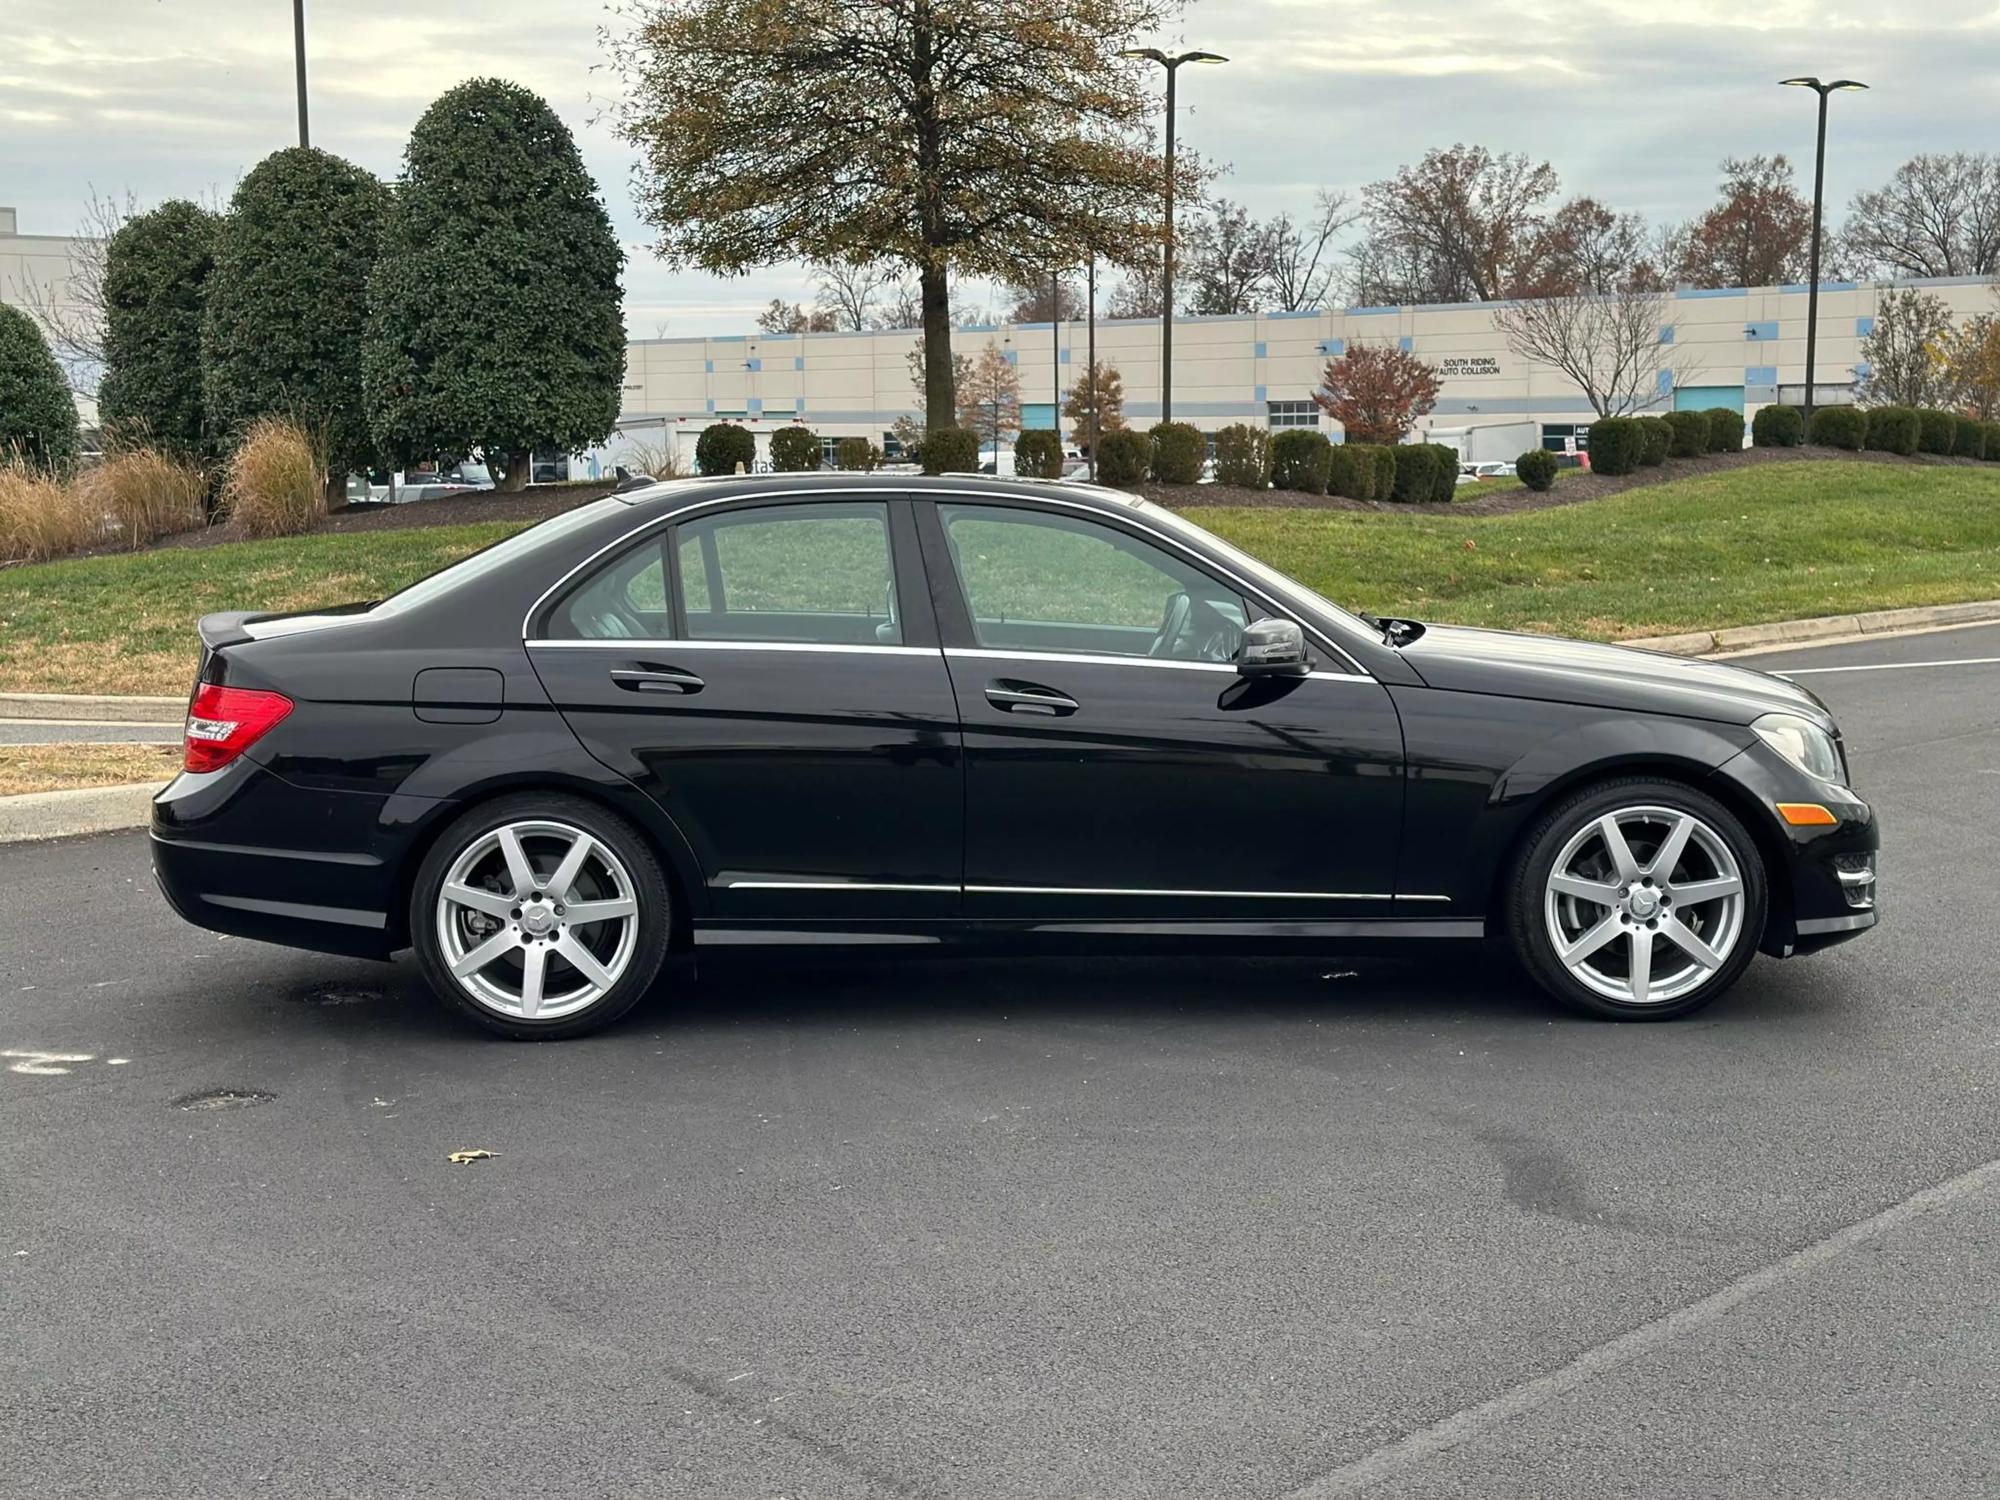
[
  {"xmin": 1052, "ymin": 269, "xmax": 1062, "ymax": 456},
  {"xmin": 1780, "ymin": 76, "xmax": 1866, "ymax": 423},
  {"xmin": 292, "ymin": 0, "xmax": 311, "ymax": 148},
  {"xmin": 1122, "ymin": 47, "xmax": 1227, "ymax": 426},
  {"xmin": 1086, "ymin": 256, "xmax": 1097, "ymax": 483}
]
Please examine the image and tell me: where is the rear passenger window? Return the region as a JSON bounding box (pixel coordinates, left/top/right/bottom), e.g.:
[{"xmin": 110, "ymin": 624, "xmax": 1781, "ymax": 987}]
[{"xmin": 675, "ymin": 502, "xmax": 901, "ymax": 646}]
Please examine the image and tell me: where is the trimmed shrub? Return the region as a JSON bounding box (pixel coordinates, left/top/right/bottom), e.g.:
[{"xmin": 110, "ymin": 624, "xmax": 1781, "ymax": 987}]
[
  {"xmin": 1635, "ymin": 416, "xmax": 1670, "ymax": 467},
  {"xmin": 1665, "ymin": 410, "xmax": 1711, "ymax": 458},
  {"xmin": 1148, "ymin": 421, "xmax": 1205, "ymax": 484},
  {"xmin": 1587, "ymin": 417, "xmax": 1644, "ymax": 476},
  {"xmin": 0, "ymin": 465, "xmax": 93, "ymax": 560},
  {"xmin": 99, "ymin": 199, "xmax": 220, "ymax": 457},
  {"xmin": 769, "ymin": 425, "xmax": 821, "ymax": 472},
  {"xmin": 1515, "ymin": 448, "xmax": 1558, "ymax": 492},
  {"xmin": 0, "ymin": 304, "xmax": 80, "ymax": 471},
  {"xmin": 364, "ymin": 80, "xmax": 624, "ymax": 491},
  {"xmin": 1425, "ymin": 443, "xmax": 1459, "ymax": 501},
  {"xmin": 1327, "ymin": 443, "xmax": 1367, "ymax": 499},
  {"xmin": 1864, "ymin": 405, "xmax": 1918, "ymax": 456},
  {"xmin": 221, "ymin": 417, "xmax": 326, "ymax": 538},
  {"xmin": 834, "ymin": 436, "xmax": 880, "ymax": 471},
  {"xmin": 1389, "ymin": 443, "xmax": 1440, "ymax": 502},
  {"xmin": 205, "ymin": 147, "xmax": 388, "ymax": 479},
  {"xmin": 1014, "ymin": 428, "xmax": 1063, "ymax": 480},
  {"xmin": 1212, "ymin": 423, "xmax": 1270, "ymax": 489},
  {"xmin": 78, "ymin": 446, "xmax": 207, "ymax": 548},
  {"xmin": 1269, "ymin": 429, "xmax": 1332, "ymax": 494},
  {"xmin": 1809, "ymin": 404, "xmax": 1866, "ymax": 450},
  {"xmin": 1752, "ymin": 404, "xmax": 1805, "ymax": 447},
  {"xmin": 1361, "ymin": 444, "xmax": 1398, "ymax": 500},
  {"xmin": 1953, "ymin": 415, "xmax": 1985, "ymax": 459},
  {"xmin": 695, "ymin": 422, "xmax": 755, "ymax": 475},
  {"xmin": 1095, "ymin": 427, "xmax": 1153, "ymax": 489},
  {"xmin": 1985, "ymin": 422, "xmax": 2000, "ymax": 460},
  {"xmin": 921, "ymin": 426, "xmax": 980, "ymax": 475},
  {"xmin": 1916, "ymin": 408, "xmax": 1957, "ymax": 456},
  {"xmin": 1703, "ymin": 407, "xmax": 1745, "ymax": 452}
]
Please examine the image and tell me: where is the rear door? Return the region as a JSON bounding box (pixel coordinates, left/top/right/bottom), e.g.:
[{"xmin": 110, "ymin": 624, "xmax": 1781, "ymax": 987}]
[
  {"xmin": 527, "ymin": 496, "xmax": 962, "ymax": 920},
  {"xmin": 918, "ymin": 497, "xmax": 1407, "ymax": 922}
]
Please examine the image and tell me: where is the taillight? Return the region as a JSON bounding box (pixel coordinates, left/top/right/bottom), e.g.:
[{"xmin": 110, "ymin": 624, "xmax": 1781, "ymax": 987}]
[{"xmin": 184, "ymin": 683, "xmax": 292, "ymax": 773}]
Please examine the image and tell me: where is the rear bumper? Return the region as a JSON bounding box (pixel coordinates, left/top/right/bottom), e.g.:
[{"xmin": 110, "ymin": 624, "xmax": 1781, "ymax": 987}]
[{"xmin": 150, "ymin": 761, "xmax": 445, "ymax": 960}]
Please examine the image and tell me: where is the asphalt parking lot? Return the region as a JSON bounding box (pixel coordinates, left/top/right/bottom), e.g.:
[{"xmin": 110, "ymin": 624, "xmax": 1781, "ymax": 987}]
[{"xmin": 4, "ymin": 623, "xmax": 1997, "ymax": 1499}]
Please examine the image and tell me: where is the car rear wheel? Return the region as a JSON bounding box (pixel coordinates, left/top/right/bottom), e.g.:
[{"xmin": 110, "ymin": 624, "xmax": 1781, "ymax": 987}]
[
  {"xmin": 411, "ymin": 794, "xmax": 671, "ymax": 1039},
  {"xmin": 1509, "ymin": 778, "xmax": 1767, "ymax": 1020}
]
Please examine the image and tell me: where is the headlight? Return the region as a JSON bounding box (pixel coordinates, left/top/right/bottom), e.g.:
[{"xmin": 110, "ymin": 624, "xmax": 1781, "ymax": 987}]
[{"xmin": 1753, "ymin": 712, "xmax": 1845, "ymax": 785}]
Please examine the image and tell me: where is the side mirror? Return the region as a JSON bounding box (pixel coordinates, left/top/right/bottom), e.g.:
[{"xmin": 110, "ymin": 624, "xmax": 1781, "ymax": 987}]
[{"xmin": 1236, "ymin": 618, "xmax": 1311, "ymax": 678}]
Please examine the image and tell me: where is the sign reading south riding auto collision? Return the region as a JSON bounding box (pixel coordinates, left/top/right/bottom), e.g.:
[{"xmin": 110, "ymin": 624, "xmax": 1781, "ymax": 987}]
[{"xmin": 1439, "ymin": 356, "xmax": 1503, "ymax": 379}]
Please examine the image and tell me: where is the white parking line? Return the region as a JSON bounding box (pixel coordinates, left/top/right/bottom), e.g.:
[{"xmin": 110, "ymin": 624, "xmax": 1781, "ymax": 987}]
[
  {"xmin": 1779, "ymin": 656, "xmax": 2000, "ymax": 676},
  {"xmin": 1281, "ymin": 1154, "xmax": 2000, "ymax": 1498}
]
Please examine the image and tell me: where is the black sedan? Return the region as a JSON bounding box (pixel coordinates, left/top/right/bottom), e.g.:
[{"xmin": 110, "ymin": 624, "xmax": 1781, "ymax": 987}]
[{"xmin": 152, "ymin": 474, "xmax": 1878, "ymax": 1038}]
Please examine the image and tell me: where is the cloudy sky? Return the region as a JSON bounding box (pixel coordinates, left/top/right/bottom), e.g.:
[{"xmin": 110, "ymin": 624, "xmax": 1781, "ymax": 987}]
[{"xmin": 2, "ymin": 1, "xmax": 1992, "ymax": 337}]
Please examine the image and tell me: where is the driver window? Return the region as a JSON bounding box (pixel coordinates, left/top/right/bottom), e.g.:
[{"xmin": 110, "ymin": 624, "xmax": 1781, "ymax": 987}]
[{"xmin": 939, "ymin": 503, "xmax": 1248, "ymax": 662}]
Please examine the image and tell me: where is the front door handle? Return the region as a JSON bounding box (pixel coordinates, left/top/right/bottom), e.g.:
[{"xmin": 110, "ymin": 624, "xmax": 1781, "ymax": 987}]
[
  {"xmin": 610, "ymin": 667, "xmax": 705, "ymax": 695},
  {"xmin": 986, "ymin": 680, "xmax": 1078, "ymax": 716}
]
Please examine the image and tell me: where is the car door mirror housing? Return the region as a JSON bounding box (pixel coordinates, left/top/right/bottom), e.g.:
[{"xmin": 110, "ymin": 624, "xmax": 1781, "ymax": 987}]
[{"xmin": 1237, "ymin": 618, "xmax": 1311, "ymax": 677}]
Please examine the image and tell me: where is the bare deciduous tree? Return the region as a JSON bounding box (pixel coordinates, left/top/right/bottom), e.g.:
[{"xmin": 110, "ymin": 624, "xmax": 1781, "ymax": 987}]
[
  {"xmin": 1180, "ymin": 198, "xmax": 1268, "ymax": 315},
  {"xmin": 1495, "ymin": 283, "xmax": 1675, "ymax": 418},
  {"xmin": 1359, "ymin": 145, "xmax": 1560, "ymax": 303},
  {"xmin": 1263, "ymin": 190, "xmax": 1357, "ymax": 312},
  {"xmin": 1856, "ymin": 287, "xmax": 1960, "ymax": 408},
  {"xmin": 1841, "ymin": 153, "xmax": 2000, "ymax": 279},
  {"xmin": 812, "ymin": 259, "xmax": 899, "ymax": 331},
  {"xmin": 1002, "ymin": 275, "xmax": 1087, "ymax": 324},
  {"xmin": 8, "ymin": 186, "xmax": 136, "ymax": 398}
]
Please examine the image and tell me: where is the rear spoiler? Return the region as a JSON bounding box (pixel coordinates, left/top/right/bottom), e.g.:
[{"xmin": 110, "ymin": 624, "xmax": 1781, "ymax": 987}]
[{"xmin": 197, "ymin": 611, "xmax": 269, "ymax": 651}]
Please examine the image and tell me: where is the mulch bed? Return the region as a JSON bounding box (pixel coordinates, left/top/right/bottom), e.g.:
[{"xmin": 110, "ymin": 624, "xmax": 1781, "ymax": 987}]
[{"xmin": 1159, "ymin": 444, "xmax": 1989, "ymax": 518}]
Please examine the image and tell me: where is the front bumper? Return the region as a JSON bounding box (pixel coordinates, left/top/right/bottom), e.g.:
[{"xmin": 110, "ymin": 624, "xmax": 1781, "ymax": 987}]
[
  {"xmin": 151, "ymin": 760, "xmax": 445, "ymax": 960},
  {"xmin": 1714, "ymin": 742, "xmax": 1880, "ymax": 957}
]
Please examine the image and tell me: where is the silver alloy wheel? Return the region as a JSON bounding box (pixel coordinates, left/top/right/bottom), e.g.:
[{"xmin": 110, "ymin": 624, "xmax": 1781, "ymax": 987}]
[
  {"xmin": 1542, "ymin": 804, "xmax": 1746, "ymax": 1006},
  {"xmin": 434, "ymin": 819, "xmax": 640, "ymax": 1021}
]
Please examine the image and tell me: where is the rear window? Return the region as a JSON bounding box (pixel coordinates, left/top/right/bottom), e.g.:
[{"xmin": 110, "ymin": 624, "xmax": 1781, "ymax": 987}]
[{"xmin": 373, "ymin": 499, "xmax": 629, "ymax": 617}]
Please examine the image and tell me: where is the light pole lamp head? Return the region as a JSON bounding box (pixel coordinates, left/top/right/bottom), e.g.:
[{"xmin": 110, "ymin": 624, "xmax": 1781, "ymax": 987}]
[
  {"xmin": 1121, "ymin": 47, "xmax": 1170, "ymax": 64},
  {"xmin": 1780, "ymin": 76, "xmax": 1868, "ymax": 94},
  {"xmin": 1176, "ymin": 50, "xmax": 1229, "ymax": 65}
]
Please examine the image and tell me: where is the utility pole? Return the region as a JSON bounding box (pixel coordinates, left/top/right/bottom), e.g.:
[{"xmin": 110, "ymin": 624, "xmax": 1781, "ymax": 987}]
[{"xmin": 293, "ymin": 0, "xmax": 311, "ymax": 148}]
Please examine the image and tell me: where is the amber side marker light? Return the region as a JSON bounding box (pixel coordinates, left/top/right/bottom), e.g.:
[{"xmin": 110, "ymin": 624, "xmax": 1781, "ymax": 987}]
[{"xmin": 1776, "ymin": 803, "xmax": 1839, "ymax": 828}]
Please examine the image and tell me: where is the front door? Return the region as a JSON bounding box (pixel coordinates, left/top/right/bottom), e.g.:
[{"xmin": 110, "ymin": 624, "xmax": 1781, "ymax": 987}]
[
  {"xmin": 528, "ymin": 497, "xmax": 961, "ymax": 920},
  {"xmin": 918, "ymin": 499, "xmax": 1406, "ymax": 922}
]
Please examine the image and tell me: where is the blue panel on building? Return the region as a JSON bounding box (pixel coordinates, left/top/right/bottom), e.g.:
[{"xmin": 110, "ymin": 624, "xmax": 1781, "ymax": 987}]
[
  {"xmin": 796, "ymin": 397, "xmax": 806, "ymax": 412},
  {"xmin": 1020, "ymin": 402, "xmax": 1056, "ymax": 432},
  {"xmin": 745, "ymin": 357, "xmax": 763, "ymax": 372},
  {"xmin": 1743, "ymin": 320, "xmax": 1778, "ymax": 342},
  {"xmin": 1398, "ymin": 335, "xmax": 1413, "ymax": 352},
  {"xmin": 1659, "ymin": 325, "xmax": 1676, "ymax": 345},
  {"xmin": 1744, "ymin": 365, "xmax": 1778, "ymax": 386},
  {"xmin": 1254, "ymin": 341, "xmax": 1267, "ymax": 359},
  {"xmin": 1856, "ymin": 316, "xmax": 1875, "ymax": 337},
  {"xmin": 794, "ymin": 356, "xmax": 805, "ymax": 371},
  {"xmin": 1657, "ymin": 369, "xmax": 1675, "ymax": 394},
  {"xmin": 747, "ymin": 398, "xmax": 762, "ymax": 414},
  {"xmin": 1674, "ymin": 384, "xmax": 1744, "ymax": 414},
  {"xmin": 1254, "ymin": 385, "xmax": 1266, "ymax": 402},
  {"xmin": 1059, "ymin": 348, "xmax": 1072, "ymax": 364},
  {"xmin": 705, "ymin": 398, "xmax": 716, "ymax": 413},
  {"xmin": 1318, "ymin": 338, "xmax": 1345, "ymax": 357},
  {"xmin": 1003, "ymin": 350, "xmax": 1018, "ymax": 365},
  {"xmin": 1853, "ymin": 361, "xmax": 1872, "ymax": 380},
  {"xmin": 703, "ymin": 359, "xmax": 714, "ymax": 373}
]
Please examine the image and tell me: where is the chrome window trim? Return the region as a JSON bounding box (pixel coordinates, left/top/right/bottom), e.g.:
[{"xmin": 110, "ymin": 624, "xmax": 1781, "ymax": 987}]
[
  {"xmin": 946, "ymin": 646, "xmax": 1378, "ymax": 681},
  {"xmin": 527, "ymin": 638, "xmax": 939, "ymax": 658},
  {"xmin": 518, "ymin": 484, "xmax": 1374, "ymax": 676},
  {"xmin": 969, "ymin": 885, "xmax": 1396, "ymax": 901}
]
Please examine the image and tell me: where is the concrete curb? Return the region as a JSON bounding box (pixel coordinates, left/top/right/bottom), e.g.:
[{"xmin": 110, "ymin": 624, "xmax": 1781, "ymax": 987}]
[
  {"xmin": 0, "ymin": 782, "xmax": 165, "ymax": 845},
  {"xmin": 1622, "ymin": 599, "xmax": 2000, "ymax": 658},
  {"xmin": 0, "ymin": 692, "xmax": 183, "ymax": 724}
]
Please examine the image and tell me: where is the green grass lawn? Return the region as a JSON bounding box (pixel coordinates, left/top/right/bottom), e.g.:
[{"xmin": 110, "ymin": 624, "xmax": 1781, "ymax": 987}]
[{"xmin": 1, "ymin": 460, "xmax": 1995, "ymax": 697}]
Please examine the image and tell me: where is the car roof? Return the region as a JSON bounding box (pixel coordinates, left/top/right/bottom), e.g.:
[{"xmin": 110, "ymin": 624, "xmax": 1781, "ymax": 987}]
[{"xmin": 614, "ymin": 471, "xmax": 1150, "ymax": 521}]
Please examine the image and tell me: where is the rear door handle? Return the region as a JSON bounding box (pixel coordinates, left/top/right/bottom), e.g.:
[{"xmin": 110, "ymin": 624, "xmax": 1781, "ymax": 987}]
[
  {"xmin": 610, "ymin": 667, "xmax": 705, "ymax": 695},
  {"xmin": 986, "ymin": 680, "xmax": 1078, "ymax": 716}
]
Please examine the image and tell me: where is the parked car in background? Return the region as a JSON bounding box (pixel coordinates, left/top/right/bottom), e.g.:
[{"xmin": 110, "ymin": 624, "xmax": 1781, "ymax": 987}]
[{"xmin": 349, "ymin": 460, "xmax": 495, "ymax": 506}]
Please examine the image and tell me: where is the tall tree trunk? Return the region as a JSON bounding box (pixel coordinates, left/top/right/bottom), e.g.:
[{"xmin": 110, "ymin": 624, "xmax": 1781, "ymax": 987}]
[
  {"xmin": 920, "ymin": 262, "xmax": 955, "ymax": 431},
  {"xmin": 495, "ymin": 450, "xmax": 531, "ymax": 492}
]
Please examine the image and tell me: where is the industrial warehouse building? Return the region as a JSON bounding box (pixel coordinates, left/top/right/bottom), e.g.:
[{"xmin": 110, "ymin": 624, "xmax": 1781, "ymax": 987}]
[{"xmin": 612, "ymin": 274, "xmax": 1998, "ymax": 469}]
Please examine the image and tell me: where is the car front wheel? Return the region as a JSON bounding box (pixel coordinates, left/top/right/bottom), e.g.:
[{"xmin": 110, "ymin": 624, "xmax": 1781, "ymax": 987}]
[
  {"xmin": 411, "ymin": 793, "xmax": 672, "ymax": 1039},
  {"xmin": 1509, "ymin": 778, "xmax": 1767, "ymax": 1020}
]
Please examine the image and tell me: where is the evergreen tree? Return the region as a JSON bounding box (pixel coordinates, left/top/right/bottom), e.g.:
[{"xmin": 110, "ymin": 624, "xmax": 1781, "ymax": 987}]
[
  {"xmin": 365, "ymin": 78, "xmax": 626, "ymax": 491},
  {"xmin": 100, "ymin": 199, "xmax": 220, "ymax": 454},
  {"xmin": 0, "ymin": 304, "xmax": 80, "ymax": 469}
]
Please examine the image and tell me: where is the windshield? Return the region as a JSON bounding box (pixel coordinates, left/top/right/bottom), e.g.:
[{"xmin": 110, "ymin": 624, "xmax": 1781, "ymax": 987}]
[
  {"xmin": 1106, "ymin": 489, "xmax": 1380, "ymax": 640},
  {"xmin": 374, "ymin": 499, "xmax": 629, "ymax": 615}
]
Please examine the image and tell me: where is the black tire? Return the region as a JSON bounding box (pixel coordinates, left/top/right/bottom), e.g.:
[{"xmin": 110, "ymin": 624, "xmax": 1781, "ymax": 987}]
[
  {"xmin": 1508, "ymin": 776, "xmax": 1767, "ymax": 1021},
  {"xmin": 410, "ymin": 792, "xmax": 672, "ymax": 1040}
]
